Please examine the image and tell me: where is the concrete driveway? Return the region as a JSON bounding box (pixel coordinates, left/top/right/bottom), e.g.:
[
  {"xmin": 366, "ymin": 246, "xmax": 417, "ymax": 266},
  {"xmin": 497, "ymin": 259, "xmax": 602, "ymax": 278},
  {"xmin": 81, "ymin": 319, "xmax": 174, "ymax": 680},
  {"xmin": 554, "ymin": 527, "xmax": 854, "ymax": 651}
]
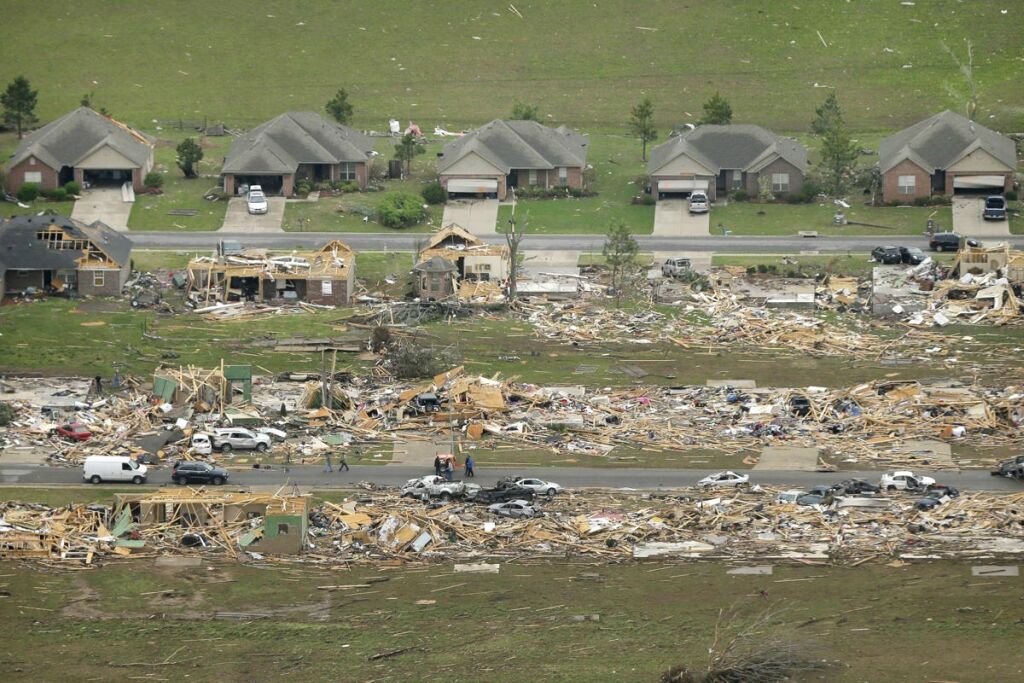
[
  {"xmin": 70, "ymin": 187, "xmax": 133, "ymax": 231},
  {"xmin": 952, "ymin": 196, "xmax": 1009, "ymax": 237},
  {"xmin": 653, "ymin": 199, "xmax": 710, "ymax": 236},
  {"xmin": 221, "ymin": 197, "xmax": 285, "ymax": 232},
  {"xmin": 442, "ymin": 198, "xmax": 499, "ymax": 235}
]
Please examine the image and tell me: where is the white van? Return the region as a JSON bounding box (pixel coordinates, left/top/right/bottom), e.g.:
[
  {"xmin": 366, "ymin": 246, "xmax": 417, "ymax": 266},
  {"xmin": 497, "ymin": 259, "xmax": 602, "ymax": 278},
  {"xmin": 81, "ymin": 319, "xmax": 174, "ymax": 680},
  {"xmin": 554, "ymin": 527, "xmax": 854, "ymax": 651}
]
[{"xmin": 83, "ymin": 456, "xmax": 148, "ymax": 484}]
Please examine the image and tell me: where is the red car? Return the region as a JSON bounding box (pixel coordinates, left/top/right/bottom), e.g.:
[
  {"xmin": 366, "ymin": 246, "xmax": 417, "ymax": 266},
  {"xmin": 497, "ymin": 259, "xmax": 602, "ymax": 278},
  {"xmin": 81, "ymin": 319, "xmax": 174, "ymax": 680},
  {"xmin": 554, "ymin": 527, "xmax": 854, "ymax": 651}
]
[{"xmin": 53, "ymin": 422, "xmax": 92, "ymax": 442}]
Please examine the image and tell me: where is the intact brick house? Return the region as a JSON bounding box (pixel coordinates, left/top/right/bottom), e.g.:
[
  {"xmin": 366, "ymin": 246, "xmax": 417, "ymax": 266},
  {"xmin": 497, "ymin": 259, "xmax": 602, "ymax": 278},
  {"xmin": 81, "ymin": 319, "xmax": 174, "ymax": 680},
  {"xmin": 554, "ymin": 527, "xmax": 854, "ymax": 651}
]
[
  {"xmin": 0, "ymin": 214, "xmax": 132, "ymax": 296},
  {"xmin": 4, "ymin": 107, "xmax": 154, "ymax": 195},
  {"xmin": 438, "ymin": 120, "xmax": 588, "ymax": 200},
  {"xmin": 221, "ymin": 112, "xmax": 375, "ymax": 196},
  {"xmin": 647, "ymin": 125, "xmax": 807, "ymax": 201},
  {"xmin": 878, "ymin": 111, "xmax": 1017, "ymax": 204}
]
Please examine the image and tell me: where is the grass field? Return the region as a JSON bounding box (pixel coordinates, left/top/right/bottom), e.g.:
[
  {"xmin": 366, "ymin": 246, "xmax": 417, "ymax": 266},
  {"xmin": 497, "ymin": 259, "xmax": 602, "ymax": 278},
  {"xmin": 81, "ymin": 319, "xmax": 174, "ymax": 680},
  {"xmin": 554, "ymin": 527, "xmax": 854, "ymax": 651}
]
[
  {"xmin": 0, "ymin": 557, "xmax": 1020, "ymax": 682},
  {"xmin": 714, "ymin": 202, "xmax": 954, "ymax": 236},
  {"xmin": 2, "ymin": 1, "xmax": 1022, "ymax": 133}
]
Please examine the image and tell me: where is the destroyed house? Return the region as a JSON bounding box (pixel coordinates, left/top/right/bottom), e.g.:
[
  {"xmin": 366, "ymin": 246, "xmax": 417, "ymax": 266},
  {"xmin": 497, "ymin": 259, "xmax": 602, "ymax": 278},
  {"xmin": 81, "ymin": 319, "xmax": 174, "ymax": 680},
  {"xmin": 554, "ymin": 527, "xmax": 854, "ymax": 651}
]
[
  {"xmin": 438, "ymin": 119, "xmax": 589, "ymax": 200},
  {"xmin": 417, "ymin": 225, "xmax": 509, "ymax": 286},
  {"xmin": 953, "ymin": 243, "xmax": 1024, "ymax": 282},
  {"xmin": 185, "ymin": 239, "xmax": 356, "ymax": 306},
  {"xmin": 0, "ymin": 214, "xmax": 132, "ymax": 295},
  {"xmin": 5, "ymin": 106, "xmax": 155, "ymax": 194}
]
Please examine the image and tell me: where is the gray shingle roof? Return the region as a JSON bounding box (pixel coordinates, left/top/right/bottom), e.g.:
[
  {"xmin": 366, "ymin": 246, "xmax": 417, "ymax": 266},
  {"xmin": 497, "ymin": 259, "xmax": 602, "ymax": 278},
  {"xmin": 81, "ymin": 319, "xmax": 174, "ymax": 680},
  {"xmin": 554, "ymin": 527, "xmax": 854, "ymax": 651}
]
[
  {"xmin": 222, "ymin": 112, "xmax": 374, "ymax": 175},
  {"xmin": 413, "ymin": 255, "xmax": 457, "ymax": 274},
  {"xmin": 878, "ymin": 110, "xmax": 1017, "ymax": 173},
  {"xmin": 9, "ymin": 107, "xmax": 154, "ymax": 170},
  {"xmin": 438, "ymin": 120, "xmax": 588, "ymax": 174},
  {"xmin": 0, "ymin": 214, "xmax": 132, "ymax": 270},
  {"xmin": 648, "ymin": 125, "xmax": 807, "ymax": 175}
]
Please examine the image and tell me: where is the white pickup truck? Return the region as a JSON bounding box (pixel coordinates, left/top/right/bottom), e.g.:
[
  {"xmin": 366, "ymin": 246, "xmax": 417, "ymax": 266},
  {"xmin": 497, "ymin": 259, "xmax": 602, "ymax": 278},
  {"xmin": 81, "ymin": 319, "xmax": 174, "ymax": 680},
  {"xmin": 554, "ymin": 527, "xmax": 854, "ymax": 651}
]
[{"xmin": 400, "ymin": 475, "xmax": 480, "ymax": 502}]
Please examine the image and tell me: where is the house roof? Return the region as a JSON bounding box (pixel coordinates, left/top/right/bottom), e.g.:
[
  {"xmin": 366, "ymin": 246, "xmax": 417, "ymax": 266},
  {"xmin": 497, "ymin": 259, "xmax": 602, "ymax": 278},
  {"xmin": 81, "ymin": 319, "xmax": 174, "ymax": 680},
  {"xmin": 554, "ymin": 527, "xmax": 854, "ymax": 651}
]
[
  {"xmin": 222, "ymin": 112, "xmax": 374, "ymax": 175},
  {"xmin": 648, "ymin": 124, "xmax": 808, "ymax": 175},
  {"xmin": 9, "ymin": 107, "xmax": 154, "ymax": 170},
  {"xmin": 413, "ymin": 255, "xmax": 457, "ymax": 274},
  {"xmin": 438, "ymin": 120, "xmax": 588, "ymax": 174},
  {"xmin": 424, "ymin": 225, "xmax": 484, "ymax": 250},
  {"xmin": 0, "ymin": 214, "xmax": 132, "ymax": 270},
  {"xmin": 878, "ymin": 110, "xmax": 1017, "ymax": 173}
]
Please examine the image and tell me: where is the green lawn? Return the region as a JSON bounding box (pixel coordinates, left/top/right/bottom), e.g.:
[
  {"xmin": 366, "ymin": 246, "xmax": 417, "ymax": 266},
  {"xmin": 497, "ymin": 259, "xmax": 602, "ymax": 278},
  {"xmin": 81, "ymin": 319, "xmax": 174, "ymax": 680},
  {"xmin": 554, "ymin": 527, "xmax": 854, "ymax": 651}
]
[
  {"xmin": 127, "ymin": 132, "xmax": 231, "ymax": 231},
  {"xmin": 0, "ymin": 200, "xmax": 75, "ymax": 218},
  {"xmin": 713, "ymin": 202, "xmax": 953, "ymax": 236},
  {"xmin": 2, "ymin": 2, "xmax": 1022, "ymax": 133}
]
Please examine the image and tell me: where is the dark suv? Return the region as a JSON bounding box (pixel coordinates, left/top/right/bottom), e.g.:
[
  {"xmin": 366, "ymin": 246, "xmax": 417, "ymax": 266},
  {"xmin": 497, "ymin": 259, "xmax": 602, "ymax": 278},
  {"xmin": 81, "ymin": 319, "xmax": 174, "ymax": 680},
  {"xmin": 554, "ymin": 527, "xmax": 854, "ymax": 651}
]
[
  {"xmin": 983, "ymin": 196, "xmax": 1007, "ymax": 221},
  {"xmin": 172, "ymin": 461, "xmax": 229, "ymax": 485},
  {"xmin": 929, "ymin": 232, "xmax": 961, "ymax": 252},
  {"xmin": 871, "ymin": 246, "xmax": 902, "ymax": 264}
]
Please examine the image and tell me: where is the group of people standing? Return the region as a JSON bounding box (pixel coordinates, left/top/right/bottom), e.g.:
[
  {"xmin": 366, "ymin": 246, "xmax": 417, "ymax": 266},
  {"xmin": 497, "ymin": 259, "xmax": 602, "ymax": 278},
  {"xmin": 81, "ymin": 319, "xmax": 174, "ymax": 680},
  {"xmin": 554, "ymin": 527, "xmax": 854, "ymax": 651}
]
[{"xmin": 434, "ymin": 454, "xmax": 474, "ymax": 480}]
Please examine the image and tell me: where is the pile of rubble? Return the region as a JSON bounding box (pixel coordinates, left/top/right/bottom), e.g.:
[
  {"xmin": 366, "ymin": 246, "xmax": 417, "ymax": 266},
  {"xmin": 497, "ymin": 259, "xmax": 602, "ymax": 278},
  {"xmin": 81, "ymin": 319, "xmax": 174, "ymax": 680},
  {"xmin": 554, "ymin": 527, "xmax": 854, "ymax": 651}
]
[{"xmin": 2, "ymin": 487, "xmax": 1022, "ymax": 567}]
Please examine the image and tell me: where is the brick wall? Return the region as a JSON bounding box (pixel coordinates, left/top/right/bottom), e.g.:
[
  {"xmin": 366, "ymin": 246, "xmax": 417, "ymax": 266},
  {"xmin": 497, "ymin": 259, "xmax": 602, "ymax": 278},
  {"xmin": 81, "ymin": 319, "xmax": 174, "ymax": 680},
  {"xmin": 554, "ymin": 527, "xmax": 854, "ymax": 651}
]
[
  {"xmin": 303, "ymin": 278, "xmax": 350, "ymax": 306},
  {"xmin": 518, "ymin": 167, "xmax": 584, "ymax": 190},
  {"xmin": 5, "ymin": 158, "xmax": 59, "ymax": 194},
  {"xmin": 4, "ymin": 269, "xmax": 44, "ymax": 291},
  {"xmin": 747, "ymin": 159, "xmax": 805, "ymax": 198},
  {"xmin": 77, "ymin": 269, "xmax": 123, "ymax": 296},
  {"xmin": 882, "ymin": 160, "xmax": 930, "ymax": 203}
]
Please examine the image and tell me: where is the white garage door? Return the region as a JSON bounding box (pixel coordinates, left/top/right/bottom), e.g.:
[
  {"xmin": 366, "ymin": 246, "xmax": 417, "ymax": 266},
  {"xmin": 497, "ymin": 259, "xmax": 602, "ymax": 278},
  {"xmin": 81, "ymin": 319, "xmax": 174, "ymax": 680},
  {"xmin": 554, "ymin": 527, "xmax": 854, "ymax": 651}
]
[
  {"xmin": 659, "ymin": 179, "xmax": 709, "ymax": 192},
  {"xmin": 953, "ymin": 175, "xmax": 1004, "ymax": 190},
  {"xmin": 447, "ymin": 178, "xmax": 498, "ymax": 194}
]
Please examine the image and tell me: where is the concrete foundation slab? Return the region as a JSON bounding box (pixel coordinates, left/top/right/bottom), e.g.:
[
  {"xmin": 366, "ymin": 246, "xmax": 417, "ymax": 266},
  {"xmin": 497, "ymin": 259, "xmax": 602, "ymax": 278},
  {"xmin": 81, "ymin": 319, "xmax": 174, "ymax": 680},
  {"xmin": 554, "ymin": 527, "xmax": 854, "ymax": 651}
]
[{"xmin": 755, "ymin": 446, "xmax": 820, "ymax": 471}]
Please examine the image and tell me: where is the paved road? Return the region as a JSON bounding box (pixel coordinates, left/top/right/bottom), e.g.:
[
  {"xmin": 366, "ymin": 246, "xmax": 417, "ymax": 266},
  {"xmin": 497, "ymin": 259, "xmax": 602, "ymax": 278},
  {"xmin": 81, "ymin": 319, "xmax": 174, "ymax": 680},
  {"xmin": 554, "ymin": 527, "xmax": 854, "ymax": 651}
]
[
  {"xmin": 4, "ymin": 463, "xmax": 1021, "ymax": 492},
  {"xmin": 126, "ymin": 231, "xmax": 1024, "ymax": 253}
]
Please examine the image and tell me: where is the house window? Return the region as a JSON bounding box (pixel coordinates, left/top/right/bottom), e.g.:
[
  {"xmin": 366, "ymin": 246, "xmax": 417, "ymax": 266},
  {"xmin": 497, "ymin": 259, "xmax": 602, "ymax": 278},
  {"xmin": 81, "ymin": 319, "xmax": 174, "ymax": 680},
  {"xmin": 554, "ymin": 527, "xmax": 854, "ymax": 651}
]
[
  {"xmin": 29, "ymin": 156, "xmax": 36, "ymax": 166},
  {"xmin": 558, "ymin": 167, "xmax": 568, "ymax": 186},
  {"xmin": 277, "ymin": 524, "xmax": 290, "ymax": 535},
  {"xmin": 528, "ymin": 170, "xmax": 538, "ymax": 185},
  {"xmin": 93, "ymin": 271, "xmax": 105, "ymax": 288},
  {"xmin": 321, "ymin": 280, "xmax": 333, "ymax": 296},
  {"xmin": 897, "ymin": 175, "xmax": 916, "ymax": 194},
  {"xmin": 339, "ymin": 163, "xmax": 358, "ymax": 181},
  {"xmin": 731, "ymin": 171, "xmax": 743, "ymax": 190},
  {"xmin": 24, "ymin": 171, "xmax": 42, "ymax": 184},
  {"xmin": 771, "ymin": 173, "xmax": 790, "ymax": 193}
]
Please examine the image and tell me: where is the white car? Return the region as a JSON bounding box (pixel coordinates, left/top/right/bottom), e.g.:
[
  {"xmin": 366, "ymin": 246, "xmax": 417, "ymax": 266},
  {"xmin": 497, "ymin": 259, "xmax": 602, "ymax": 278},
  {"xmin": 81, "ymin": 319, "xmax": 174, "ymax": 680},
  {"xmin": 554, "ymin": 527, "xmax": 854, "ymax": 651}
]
[
  {"xmin": 513, "ymin": 478, "xmax": 563, "ymax": 496},
  {"xmin": 688, "ymin": 191, "xmax": 709, "ymax": 214},
  {"xmin": 488, "ymin": 500, "xmax": 539, "ymax": 518},
  {"xmin": 776, "ymin": 489, "xmax": 805, "ymax": 504},
  {"xmin": 270, "ymin": 255, "xmax": 311, "ymax": 269},
  {"xmin": 698, "ymin": 471, "xmax": 749, "ymax": 488},
  {"xmin": 247, "ymin": 187, "xmax": 268, "ymax": 215},
  {"xmin": 211, "ymin": 427, "xmax": 271, "ymax": 453},
  {"xmin": 879, "ymin": 471, "xmax": 936, "ymax": 492}
]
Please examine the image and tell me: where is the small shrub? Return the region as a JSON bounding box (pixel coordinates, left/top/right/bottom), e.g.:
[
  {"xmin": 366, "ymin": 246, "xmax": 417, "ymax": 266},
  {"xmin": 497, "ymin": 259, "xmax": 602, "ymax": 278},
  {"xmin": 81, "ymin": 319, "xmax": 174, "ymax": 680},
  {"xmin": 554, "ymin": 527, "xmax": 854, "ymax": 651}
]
[
  {"xmin": 729, "ymin": 190, "xmax": 749, "ymax": 202},
  {"xmin": 746, "ymin": 266, "xmax": 756, "ymax": 275},
  {"xmin": 1005, "ymin": 190, "xmax": 1017, "ymax": 201},
  {"xmin": 796, "ymin": 180, "xmax": 820, "ymax": 203},
  {"xmin": 42, "ymin": 187, "xmax": 68, "ymax": 201},
  {"xmin": 421, "ymin": 181, "xmax": 448, "ymax": 205},
  {"xmin": 632, "ymin": 194, "xmax": 656, "ymax": 206},
  {"xmin": 0, "ymin": 402, "xmax": 16, "ymax": 427},
  {"xmin": 17, "ymin": 183, "xmax": 39, "ymax": 202},
  {"xmin": 756, "ymin": 264, "xmax": 768, "ymax": 274},
  {"xmin": 913, "ymin": 196, "xmax": 931, "ymax": 207},
  {"xmin": 377, "ymin": 191, "xmax": 427, "ymax": 228},
  {"xmin": 784, "ymin": 193, "xmax": 803, "ymax": 204},
  {"xmin": 314, "ymin": 181, "xmax": 333, "ymax": 192},
  {"xmin": 63, "ymin": 180, "xmax": 81, "ymax": 195},
  {"xmin": 294, "ymin": 179, "xmax": 313, "ymax": 196},
  {"xmin": 144, "ymin": 171, "xmax": 164, "ymax": 189}
]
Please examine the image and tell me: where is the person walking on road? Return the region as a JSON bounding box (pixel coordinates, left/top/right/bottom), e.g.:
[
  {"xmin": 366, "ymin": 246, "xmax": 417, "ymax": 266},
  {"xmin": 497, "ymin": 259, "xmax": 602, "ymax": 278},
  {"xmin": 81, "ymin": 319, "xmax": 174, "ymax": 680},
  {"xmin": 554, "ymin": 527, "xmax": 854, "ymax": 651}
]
[
  {"xmin": 323, "ymin": 452, "xmax": 333, "ymax": 473},
  {"xmin": 434, "ymin": 455, "xmax": 442, "ymax": 477},
  {"xmin": 465, "ymin": 454, "xmax": 475, "ymax": 478},
  {"xmin": 444, "ymin": 459, "xmax": 454, "ymax": 482},
  {"xmin": 339, "ymin": 451, "xmax": 350, "ymax": 472}
]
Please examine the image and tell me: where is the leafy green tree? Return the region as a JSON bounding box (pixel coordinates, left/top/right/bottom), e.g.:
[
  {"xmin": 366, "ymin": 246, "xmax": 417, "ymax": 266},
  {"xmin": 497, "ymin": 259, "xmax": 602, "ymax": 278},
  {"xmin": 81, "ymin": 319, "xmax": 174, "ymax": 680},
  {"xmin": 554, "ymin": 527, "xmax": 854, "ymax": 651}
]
[
  {"xmin": 325, "ymin": 88, "xmax": 354, "ymax": 125},
  {"xmin": 628, "ymin": 98, "xmax": 657, "ymax": 162},
  {"xmin": 394, "ymin": 132, "xmax": 425, "ymax": 176},
  {"xmin": 810, "ymin": 92, "xmax": 843, "ymax": 135},
  {"xmin": 817, "ymin": 121, "xmax": 860, "ymax": 197},
  {"xmin": 699, "ymin": 92, "xmax": 732, "ymax": 125},
  {"xmin": 511, "ymin": 102, "xmax": 539, "ymax": 121},
  {"xmin": 602, "ymin": 220, "xmax": 639, "ymax": 306},
  {"xmin": 2, "ymin": 75, "xmax": 38, "ymax": 138},
  {"xmin": 175, "ymin": 137, "xmax": 204, "ymax": 178}
]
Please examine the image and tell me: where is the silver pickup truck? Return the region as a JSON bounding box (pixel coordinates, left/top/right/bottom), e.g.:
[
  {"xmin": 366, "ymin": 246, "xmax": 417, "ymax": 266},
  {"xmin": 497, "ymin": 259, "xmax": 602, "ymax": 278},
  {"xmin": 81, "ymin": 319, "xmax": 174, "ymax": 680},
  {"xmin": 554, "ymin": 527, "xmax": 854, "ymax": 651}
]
[{"xmin": 400, "ymin": 475, "xmax": 480, "ymax": 501}]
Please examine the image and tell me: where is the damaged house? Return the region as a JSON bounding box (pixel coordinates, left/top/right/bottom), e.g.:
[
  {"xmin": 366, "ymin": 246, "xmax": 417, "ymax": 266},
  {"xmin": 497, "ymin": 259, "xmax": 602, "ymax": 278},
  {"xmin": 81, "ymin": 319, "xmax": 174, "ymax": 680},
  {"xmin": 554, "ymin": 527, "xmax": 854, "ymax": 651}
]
[
  {"xmin": 185, "ymin": 239, "xmax": 355, "ymax": 306},
  {"xmin": 0, "ymin": 214, "xmax": 132, "ymax": 295},
  {"xmin": 414, "ymin": 225, "xmax": 509, "ymax": 300}
]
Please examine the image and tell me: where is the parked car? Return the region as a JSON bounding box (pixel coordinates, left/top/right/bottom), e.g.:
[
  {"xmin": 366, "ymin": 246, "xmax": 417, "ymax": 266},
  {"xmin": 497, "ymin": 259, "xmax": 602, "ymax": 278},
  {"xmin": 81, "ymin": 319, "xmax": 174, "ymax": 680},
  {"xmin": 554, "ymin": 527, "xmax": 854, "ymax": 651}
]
[
  {"xmin": 247, "ymin": 186, "xmax": 268, "ymax": 215},
  {"xmin": 914, "ymin": 495, "xmax": 943, "ymax": 511},
  {"xmin": 838, "ymin": 479, "xmax": 881, "ymax": 495},
  {"xmin": 991, "ymin": 454, "xmax": 1024, "ymax": 480},
  {"xmin": 929, "ymin": 232, "xmax": 965, "ymax": 252},
  {"xmin": 172, "ymin": 461, "xmax": 229, "ymax": 486},
  {"xmin": 698, "ymin": 471, "xmax": 749, "ymax": 488},
  {"xmin": 190, "ymin": 433, "xmax": 213, "ymax": 456},
  {"xmin": 487, "ymin": 500, "xmax": 539, "ymax": 518},
  {"xmin": 789, "ymin": 395, "xmax": 812, "ymax": 417},
  {"xmin": 796, "ymin": 493, "xmax": 826, "ymax": 506},
  {"xmin": 776, "ymin": 489, "xmax": 805, "ymax": 504},
  {"xmin": 871, "ymin": 246, "xmax": 903, "ymax": 264},
  {"xmin": 53, "ymin": 422, "xmax": 92, "ymax": 442},
  {"xmin": 83, "ymin": 455, "xmax": 148, "ymax": 485},
  {"xmin": 983, "ymin": 195, "xmax": 1007, "ymax": 221},
  {"xmin": 471, "ymin": 485, "xmax": 536, "ymax": 504},
  {"xmin": 510, "ymin": 478, "xmax": 563, "ymax": 496},
  {"xmin": 218, "ymin": 239, "xmax": 245, "ymax": 257},
  {"xmin": 688, "ymin": 191, "xmax": 710, "ymax": 214},
  {"xmin": 880, "ymin": 470, "xmax": 936, "ymax": 491},
  {"xmin": 210, "ymin": 428, "xmax": 271, "ymax": 453},
  {"xmin": 661, "ymin": 257, "xmax": 693, "ymax": 278},
  {"xmin": 401, "ymin": 475, "xmax": 479, "ymax": 502},
  {"xmin": 899, "ymin": 246, "xmax": 927, "ymax": 265},
  {"xmin": 925, "ymin": 483, "xmax": 960, "ymax": 498}
]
